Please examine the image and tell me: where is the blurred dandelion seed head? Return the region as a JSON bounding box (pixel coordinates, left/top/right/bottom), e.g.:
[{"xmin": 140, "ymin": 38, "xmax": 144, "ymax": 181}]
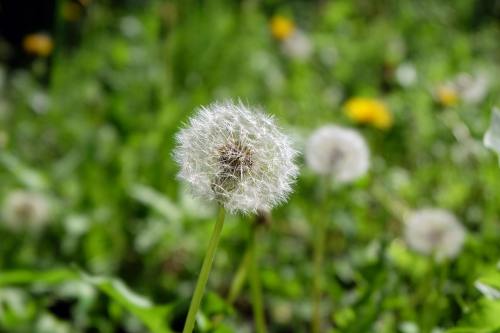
[
  {"xmin": 281, "ymin": 30, "xmax": 313, "ymax": 61},
  {"xmin": 404, "ymin": 208, "xmax": 465, "ymax": 260},
  {"xmin": 174, "ymin": 101, "xmax": 298, "ymax": 214},
  {"xmin": 305, "ymin": 125, "xmax": 370, "ymax": 182},
  {"xmin": 344, "ymin": 97, "xmax": 393, "ymax": 130},
  {"xmin": 454, "ymin": 72, "xmax": 489, "ymax": 105},
  {"xmin": 484, "ymin": 107, "xmax": 500, "ymax": 162},
  {"xmin": 120, "ymin": 16, "xmax": 143, "ymax": 39},
  {"xmin": 395, "ymin": 63, "xmax": 417, "ymax": 87},
  {"xmin": 2, "ymin": 190, "xmax": 51, "ymax": 232}
]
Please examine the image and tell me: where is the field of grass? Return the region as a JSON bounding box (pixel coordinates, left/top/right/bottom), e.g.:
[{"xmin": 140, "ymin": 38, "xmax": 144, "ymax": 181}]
[{"xmin": 1, "ymin": 1, "xmax": 500, "ymax": 332}]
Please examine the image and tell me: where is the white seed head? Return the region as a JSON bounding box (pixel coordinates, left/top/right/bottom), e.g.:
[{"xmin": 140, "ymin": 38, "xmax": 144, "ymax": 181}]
[
  {"xmin": 281, "ymin": 30, "xmax": 313, "ymax": 61},
  {"xmin": 484, "ymin": 107, "xmax": 500, "ymax": 163},
  {"xmin": 404, "ymin": 208, "xmax": 466, "ymax": 260},
  {"xmin": 2, "ymin": 190, "xmax": 51, "ymax": 232},
  {"xmin": 395, "ymin": 63, "xmax": 417, "ymax": 87},
  {"xmin": 454, "ymin": 72, "xmax": 489, "ymax": 104},
  {"xmin": 305, "ymin": 125, "xmax": 370, "ymax": 182},
  {"xmin": 173, "ymin": 101, "xmax": 298, "ymax": 214}
]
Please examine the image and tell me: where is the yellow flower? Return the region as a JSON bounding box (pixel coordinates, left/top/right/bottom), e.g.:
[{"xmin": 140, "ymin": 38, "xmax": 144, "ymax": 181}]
[
  {"xmin": 344, "ymin": 98, "xmax": 393, "ymax": 130},
  {"xmin": 436, "ymin": 86, "xmax": 459, "ymax": 107},
  {"xmin": 22, "ymin": 33, "xmax": 54, "ymax": 57},
  {"xmin": 270, "ymin": 15, "xmax": 295, "ymax": 41}
]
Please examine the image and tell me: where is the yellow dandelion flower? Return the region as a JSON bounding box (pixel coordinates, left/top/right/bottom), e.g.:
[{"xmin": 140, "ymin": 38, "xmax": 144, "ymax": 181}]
[
  {"xmin": 23, "ymin": 33, "xmax": 54, "ymax": 57},
  {"xmin": 270, "ymin": 15, "xmax": 295, "ymax": 41},
  {"xmin": 371, "ymin": 106, "xmax": 393, "ymax": 129},
  {"xmin": 344, "ymin": 97, "xmax": 393, "ymax": 130},
  {"xmin": 436, "ymin": 86, "xmax": 459, "ymax": 107}
]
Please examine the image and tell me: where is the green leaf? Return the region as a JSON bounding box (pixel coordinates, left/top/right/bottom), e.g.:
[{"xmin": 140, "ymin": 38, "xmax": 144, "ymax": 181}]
[
  {"xmin": 0, "ymin": 152, "xmax": 49, "ymax": 190},
  {"xmin": 81, "ymin": 272, "xmax": 173, "ymax": 333},
  {"xmin": 0, "ymin": 269, "xmax": 173, "ymax": 333},
  {"xmin": 128, "ymin": 184, "xmax": 182, "ymax": 221},
  {"xmin": 447, "ymin": 299, "xmax": 500, "ymax": 333},
  {"xmin": 0, "ymin": 269, "xmax": 78, "ymax": 286},
  {"xmin": 476, "ymin": 269, "xmax": 500, "ymax": 300}
]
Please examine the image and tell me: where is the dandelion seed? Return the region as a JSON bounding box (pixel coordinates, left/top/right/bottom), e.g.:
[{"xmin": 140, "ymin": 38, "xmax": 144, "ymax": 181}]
[
  {"xmin": 404, "ymin": 208, "xmax": 465, "ymax": 260},
  {"xmin": 174, "ymin": 100, "xmax": 298, "ymax": 214},
  {"xmin": 305, "ymin": 125, "xmax": 370, "ymax": 182},
  {"xmin": 344, "ymin": 97, "xmax": 393, "ymax": 130},
  {"xmin": 2, "ymin": 190, "xmax": 51, "ymax": 232}
]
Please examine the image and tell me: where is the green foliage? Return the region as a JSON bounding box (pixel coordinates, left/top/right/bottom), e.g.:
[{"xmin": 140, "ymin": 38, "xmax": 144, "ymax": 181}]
[{"xmin": 0, "ymin": 0, "xmax": 499, "ymax": 332}]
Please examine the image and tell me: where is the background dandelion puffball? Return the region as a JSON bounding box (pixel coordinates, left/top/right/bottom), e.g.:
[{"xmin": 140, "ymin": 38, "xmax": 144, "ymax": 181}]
[
  {"xmin": 484, "ymin": 107, "xmax": 500, "ymax": 162},
  {"xmin": 404, "ymin": 208, "xmax": 466, "ymax": 260},
  {"xmin": 2, "ymin": 190, "xmax": 51, "ymax": 232},
  {"xmin": 305, "ymin": 125, "xmax": 370, "ymax": 182},
  {"xmin": 174, "ymin": 101, "xmax": 298, "ymax": 214}
]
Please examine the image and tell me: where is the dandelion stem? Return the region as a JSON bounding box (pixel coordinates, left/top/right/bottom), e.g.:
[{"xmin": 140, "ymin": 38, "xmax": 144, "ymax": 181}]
[
  {"xmin": 227, "ymin": 245, "xmax": 251, "ymax": 304},
  {"xmin": 250, "ymin": 226, "xmax": 267, "ymax": 333},
  {"xmin": 312, "ymin": 177, "xmax": 329, "ymax": 333},
  {"xmin": 182, "ymin": 205, "xmax": 226, "ymax": 333},
  {"xmin": 372, "ymin": 184, "xmax": 411, "ymax": 221},
  {"xmin": 312, "ymin": 212, "xmax": 326, "ymax": 333}
]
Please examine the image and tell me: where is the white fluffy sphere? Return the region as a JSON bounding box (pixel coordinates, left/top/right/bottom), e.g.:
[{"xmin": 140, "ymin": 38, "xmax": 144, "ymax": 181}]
[
  {"xmin": 2, "ymin": 190, "xmax": 51, "ymax": 232},
  {"xmin": 404, "ymin": 208, "xmax": 466, "ymax": 260},
  {"xmin": 174, "ymin": 101, "xmax": 298, "ymax": 214},
  {"xmin": 305, "ymin": 125, "xmax": 370, "ymax": 182}
]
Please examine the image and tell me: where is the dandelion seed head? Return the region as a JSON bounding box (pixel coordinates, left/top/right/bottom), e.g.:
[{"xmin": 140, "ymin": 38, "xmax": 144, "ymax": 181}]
[
  {"xmin": 2, "ymin": 190, "xmax": 51, "ymax": 232},
  {"xmin": 174, "ymin": 101, "xmax": 298, "ymax": 214},
  {"xmin": 305, "ymin": 125, "xmax": 370, "ymax": 182},
  {"xmin": 281, "ymin": 30, "xmax": 313, "ymax": 61},
  {"xmin": 484, "ymin": 107, "xmax": 500, "ymax": 162},
  {"xmin": 404, "ymin": 208, "xmax": 466, "ymax": 260},
  {"xmin": 455, "ymin": 72, "xmax": 489, "ymax": 104},
  {"xmin": 395, "ymin": 63, "xmax": 417, "ymax": 87}
]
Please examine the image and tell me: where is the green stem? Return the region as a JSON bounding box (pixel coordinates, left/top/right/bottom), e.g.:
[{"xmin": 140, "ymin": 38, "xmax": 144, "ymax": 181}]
[
  {"xmin": 227, "ymin": 246, "xmax": 251, "ymax": 304},
  {"xmin": 312, "ymin": 176, "xmax": 330, "ymax": 333},
  {"xmin": 182, "ymin": 206, "xmax": 226, "ymax": 333},
  {"xmin": 312, "ymin": 213, "xmax": 326, "ymax": 333},
  {"xmin": 249, "ymin": 227, "xmax": 267, "ymax": 333},
  {"xmin": 372, "ymin": 184, "xmax": 411, "ymax": 221}
]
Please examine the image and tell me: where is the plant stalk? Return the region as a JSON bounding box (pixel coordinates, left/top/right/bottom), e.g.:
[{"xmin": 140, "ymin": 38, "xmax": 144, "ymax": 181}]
[
  {"xmin": 227, "ymin": 246, "xmax": 251, "ymax": 304},
  {"xmin": 312, "ymin": 176, "xmax": 330, "ymax": 333},
  {"xmin": 249, "ymin": 226, "xmax": 267, "ymax": 333},
  {"xmin": 312, "ymin": 213, "xmax": 326, "ymax": 333},
  {"xmin": 182, "ymin": 205, "xmax": 226, "ymax": 333}
]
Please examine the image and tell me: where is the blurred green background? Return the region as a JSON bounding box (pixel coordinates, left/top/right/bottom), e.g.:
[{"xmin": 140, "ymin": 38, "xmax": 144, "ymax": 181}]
[{"xmin": 0, "ymin": 0, "xmax": 500, "ymax": 332}]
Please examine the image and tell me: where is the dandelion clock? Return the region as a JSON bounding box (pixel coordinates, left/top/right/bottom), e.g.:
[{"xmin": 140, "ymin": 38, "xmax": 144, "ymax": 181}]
[
  {"xmin": 304, "ymin": 124, "xmax": 370, "ymax": 333},
  {"xmin": 404, "ymin": 208, "xmax": 466, "ymax": 260},
  {"xmin": 305, "ymin": 125, "xmax": 370, "ymax": 183},
  {"xmin": 174, "ymin": 100, "xmax": 298, "ymax": 333}
]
